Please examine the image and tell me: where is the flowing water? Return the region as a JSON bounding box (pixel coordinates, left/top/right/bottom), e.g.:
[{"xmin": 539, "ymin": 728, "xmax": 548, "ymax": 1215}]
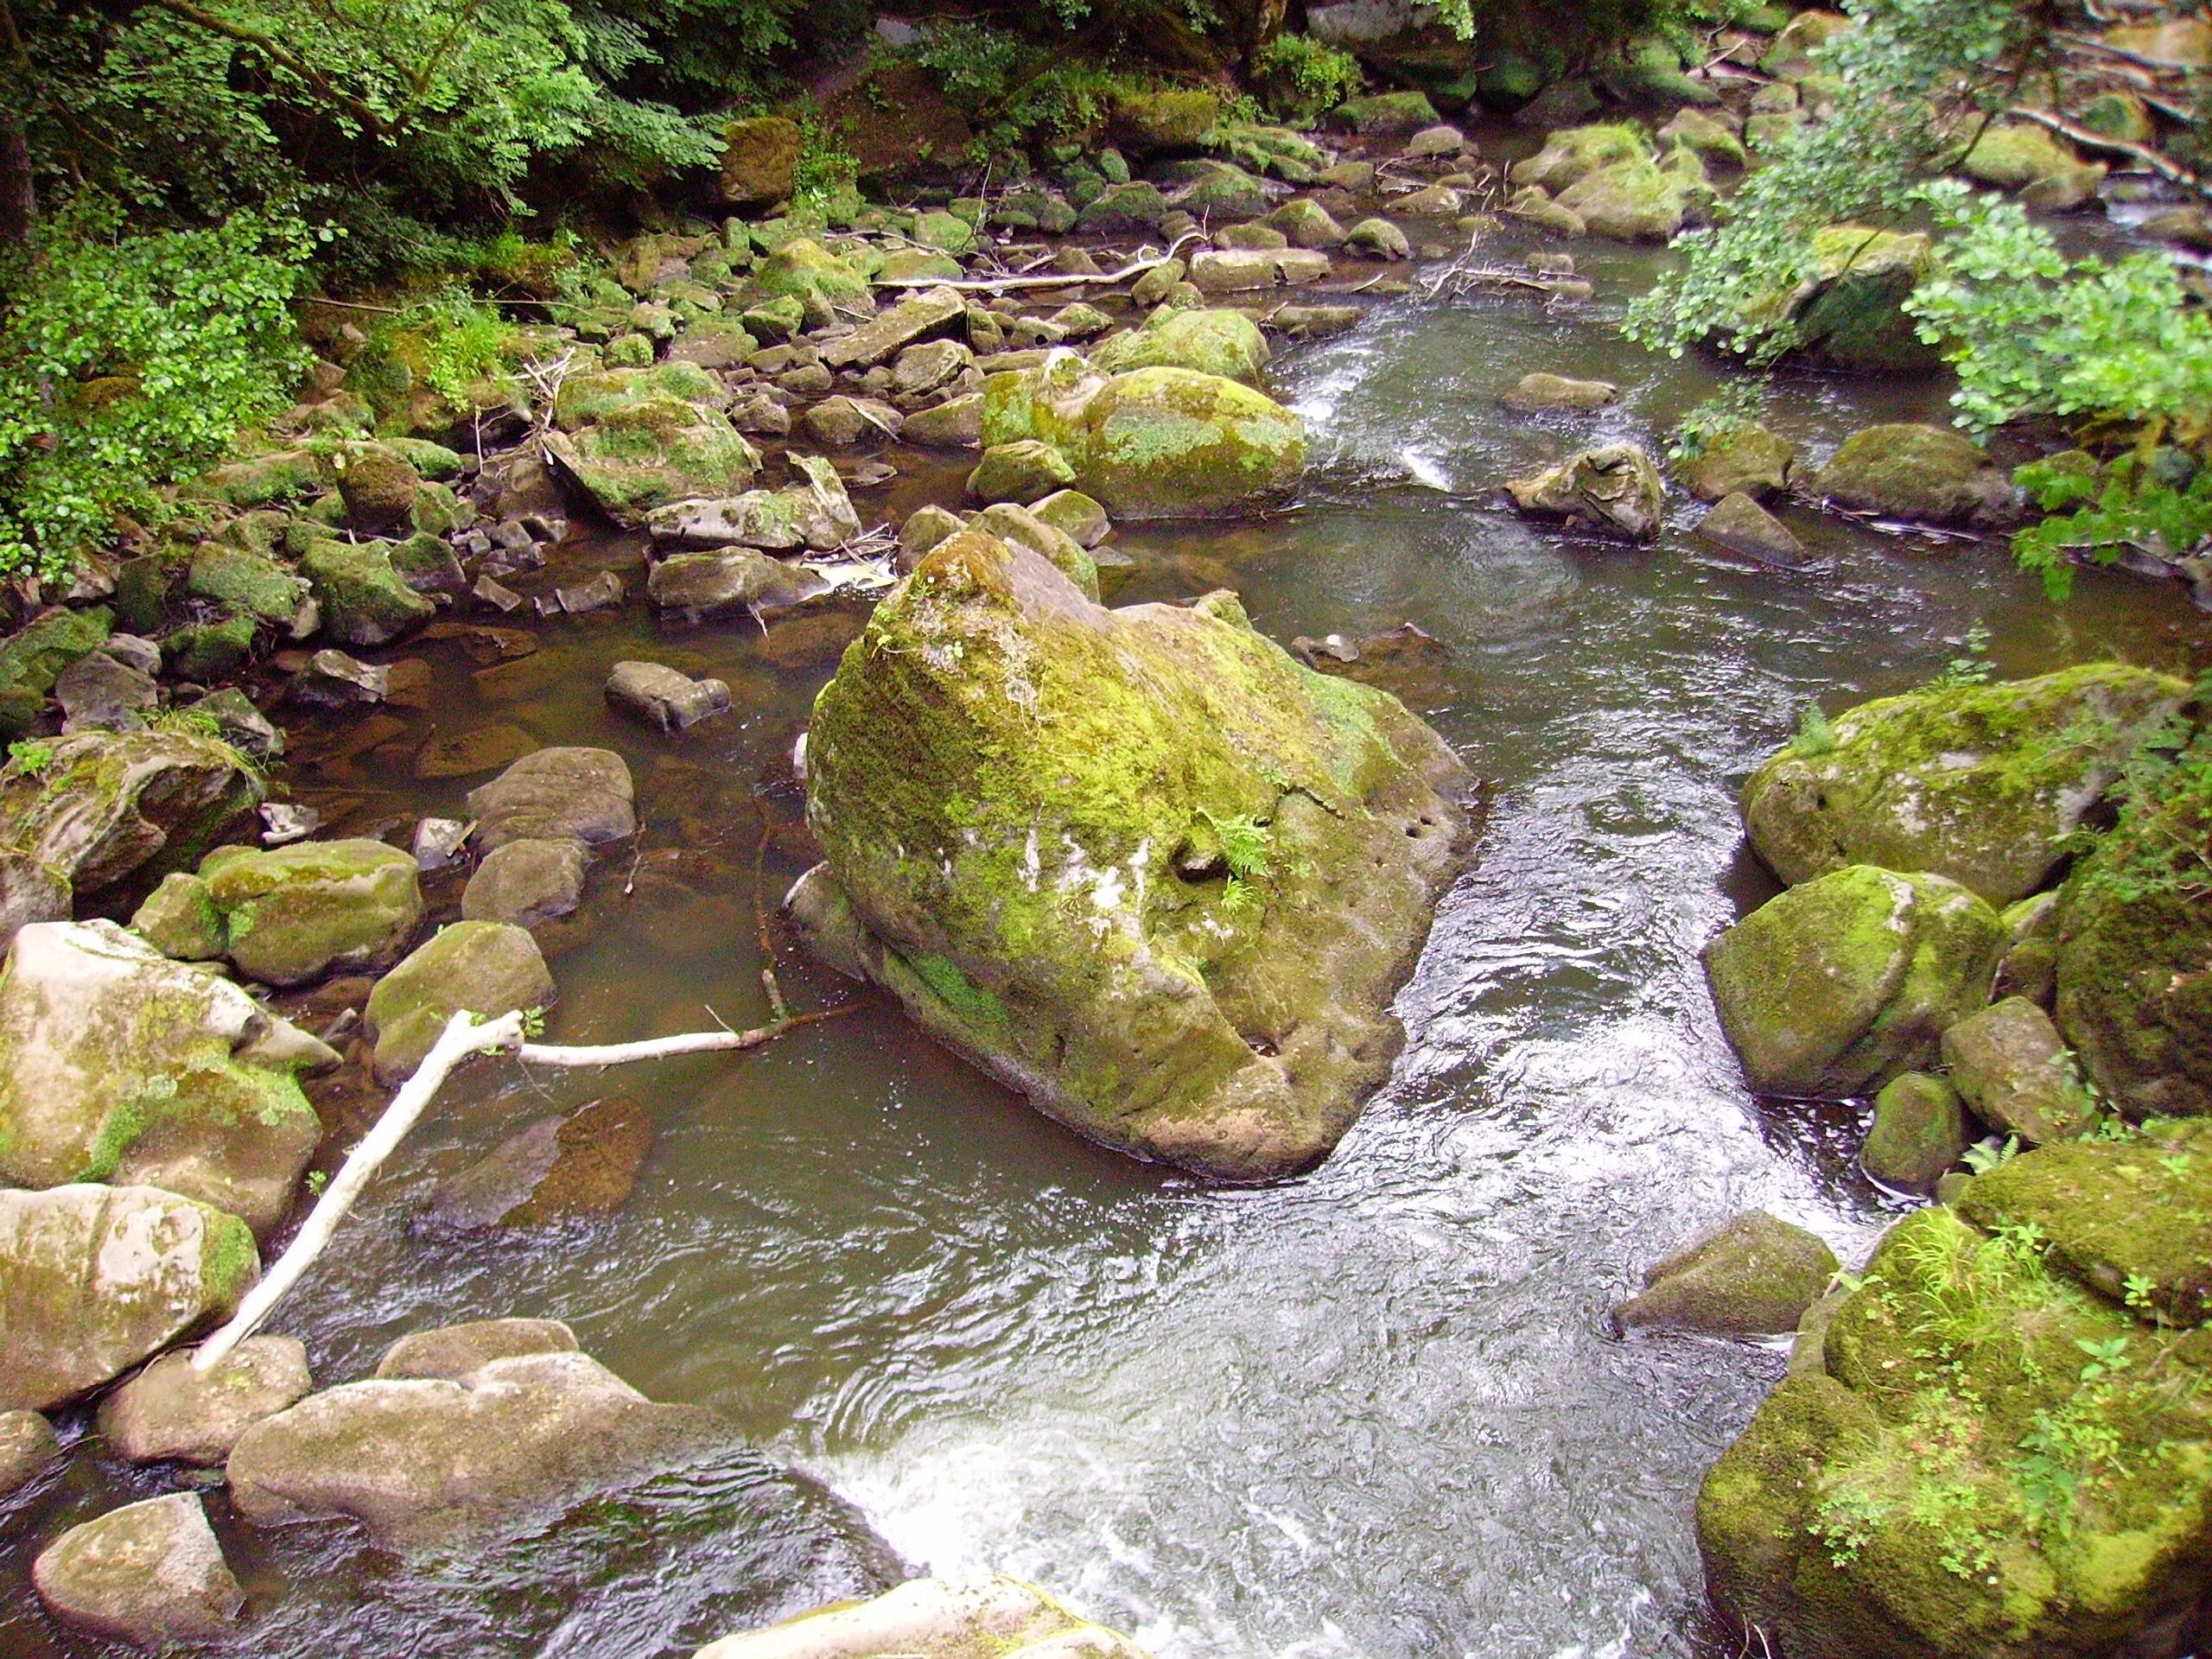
[{"xmin": 6, "ymin": 229, "xmax": 2209, "ymax": 1659}]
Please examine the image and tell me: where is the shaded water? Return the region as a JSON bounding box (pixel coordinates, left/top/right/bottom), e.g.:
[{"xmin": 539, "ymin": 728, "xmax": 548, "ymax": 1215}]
[{"xmin": 5, "ymin": 228, "xmax": 2209, "ymax": 1658}]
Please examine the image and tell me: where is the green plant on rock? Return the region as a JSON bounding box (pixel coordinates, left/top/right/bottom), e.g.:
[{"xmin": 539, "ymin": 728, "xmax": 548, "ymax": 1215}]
[
  {"xmin": 790, "ymin": 111, "xmax": 861, "ymax": 222},
  {"xmin": 1249, "ymin": 33, "xmax": 1362, "ymax": 123}
]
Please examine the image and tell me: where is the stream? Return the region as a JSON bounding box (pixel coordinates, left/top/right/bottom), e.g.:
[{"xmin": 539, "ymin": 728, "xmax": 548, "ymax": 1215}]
[{"xmin": 4, "ymin": 229, "xmax": 2209, "ymax": 1659}]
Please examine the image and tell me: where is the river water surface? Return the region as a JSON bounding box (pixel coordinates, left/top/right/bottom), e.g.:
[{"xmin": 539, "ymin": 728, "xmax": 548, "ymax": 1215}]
[{"xmin": 4, "ymin": 233, "xmax": 2208, "ymax": 1659}]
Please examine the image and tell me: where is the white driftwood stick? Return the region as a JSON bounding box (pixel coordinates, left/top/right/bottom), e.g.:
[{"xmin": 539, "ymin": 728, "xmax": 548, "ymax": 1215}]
[
  {"xmin": 189, "ymin": 1005, "xmax": 850, "ymax": 1372},
  {"xmin": 874, "ymin": 232, "xmax": 1205, "ymax": 292},
  {"xmin": 192, "ymin": 1009, "xmax": 524, "ymax": 1371}
]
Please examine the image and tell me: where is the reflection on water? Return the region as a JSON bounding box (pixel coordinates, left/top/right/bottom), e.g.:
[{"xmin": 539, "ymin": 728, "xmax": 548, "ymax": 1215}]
[{"xmin": 4, "ymin": 229, "xmax": 2208, "ymax": 1659}]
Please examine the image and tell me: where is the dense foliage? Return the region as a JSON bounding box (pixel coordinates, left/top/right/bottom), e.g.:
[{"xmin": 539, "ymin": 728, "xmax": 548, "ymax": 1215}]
[{"xmin": 1624, "ymin": 0, "xmax": 2212, "ymax": 592}]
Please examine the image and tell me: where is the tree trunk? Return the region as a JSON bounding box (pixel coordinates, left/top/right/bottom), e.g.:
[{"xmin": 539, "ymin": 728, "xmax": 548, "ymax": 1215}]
[{"xmin": 0, "ymin": 112, "xmax": 32, "ymax": 251}]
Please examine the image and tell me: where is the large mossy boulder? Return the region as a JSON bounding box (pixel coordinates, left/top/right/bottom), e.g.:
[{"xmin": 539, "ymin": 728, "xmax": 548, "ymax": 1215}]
[
  {"xmin": 1814, "ymin": 423, "xmax": 2013, "ymax": 525},
  {"xmin": 745, "ymin": 238, "xmax": 872, "ymax": 326},
  {"xmin": 183, "ymin": 836, "xmax": 424, "ymax": 985},
  {"xmin": 792, "ymin": 531, "xmax": 1478, "ymax": 1180},
  {"xmin": 228, "ymin": 1336, "xmax": 737, "ymax": 1551},
  {"xmin": 1614, "ymin": 1211, "xmax": 1840, "ymax": 1335},
  {"xmin": 1092, "ymin": 308, "xmax": 1272, "ymax": 386},
  {"xmin": 0, "ymin": 607, "xmax": 114, "ymax": 737},
  {"xmin": 1555, "ymin": 158, "xmax": 1693, "ymax": 241},
  {"xmin": 0, "ymin": 1183, "xmax": 258, "ymax": 1412},
  {"xmin": 1959, "ymin": 123, "xmax": 2106, "ymax": 209},
  {"xmin": 365, "ymin": 920, "xmax": 556, "ymax": 1083},
  {"xmin": 982, "ymin": 352, "xmax": 1304, "ymax": 519},
  {"xmin": 721, "ymin": 114, "xmax": 801, "ymax": 205},
  {"xmin": 0, "ymin": 920, "xmax": 334, "ymax": 1233},
  {"xmin": 1704, "ymin": 865, "xmax": 2005, "ymax": 1098},
  {"xmin": 547, "ymin": 360, "xmax": 760, "ymax": 525},
  {"xmin": 2053, "ymin": 734, "xmax": 2212, "ymax": 1118},
  {"xmin": 1787, "ymin": 226, "xmax": 1943, "ymax": 372},
  {"xmin": 694, "ymin": 1575, "xmax": 1156, "ymax": 1659},
  {"xmin": 1508, "ymin": 123, "xmax": 1651, "ymax": 192},
  {"xmin": 1697, "ymin": 1203, "xmax": 2212, "ymax": 1659},
  {"xmin": 0, "ymin": 728, "xmax": 262, "ymax": 899},
  {"xmin": 1742, "ymin": 665, "xmax": 2189, "ymax": 906},
  {"xmin": 298, "ymin": 537, "xmax": 435, "ymax": 647}
]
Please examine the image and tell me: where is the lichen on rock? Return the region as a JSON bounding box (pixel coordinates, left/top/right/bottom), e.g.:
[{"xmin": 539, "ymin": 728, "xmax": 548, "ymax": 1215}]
[{"xmin": 792, "ymin": 531, "xmax": 1478, "ymax": 1180}]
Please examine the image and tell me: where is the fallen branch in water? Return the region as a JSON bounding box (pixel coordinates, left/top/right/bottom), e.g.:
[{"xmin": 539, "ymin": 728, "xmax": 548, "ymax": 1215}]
[
  {"xmin": 874, "ymin": 232, "xmax": 1205, "ymax": 292},
  {"xmin": 191, "ymin": 1001, "xmax": 855, "ymax": 1371}
]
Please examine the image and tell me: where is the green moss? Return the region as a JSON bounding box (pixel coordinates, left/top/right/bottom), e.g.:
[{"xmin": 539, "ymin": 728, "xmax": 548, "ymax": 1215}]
[
  {"xmin": 905, "ymin": 950, "xmax": 1010, "ymax": 1033},
  {"xmin": 198, "ymin": 1205, "xmax": 261, "ymax": 1306}
]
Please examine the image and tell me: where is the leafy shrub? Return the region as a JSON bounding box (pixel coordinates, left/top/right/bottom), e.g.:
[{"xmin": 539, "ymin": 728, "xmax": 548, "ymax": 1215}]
[
  {"xmin": 0, "ymin": 199, "xmax": 314, "ymax": 579},
  {"xmin": 1249, "ymin": 34, "xmax": 1362, "ymax": 124}
]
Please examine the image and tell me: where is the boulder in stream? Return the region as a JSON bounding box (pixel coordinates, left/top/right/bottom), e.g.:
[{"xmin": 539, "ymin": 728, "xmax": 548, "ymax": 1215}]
[
  {"xmin": 365, "ymin": 919, "xmax": 556, "ymax": 1082},
  {"xmin": 1813, "ymin": 423, "xmax": 2014, "ymax": 525},
  {"xmin": 227, "ymin": 1338, "xmax": 739, "ymax": 1550},
  {"xmin": 1093, "ymin": 308, "xmax": 1272, "ymax": 386},
  {"xmin": 0, "ymin": 728, "xmax": 263, "ymax": 899},
  {"xmin": 463, "ymin": 836, "xmax": 590, "ymax": 929},
  {"xmin": 605, "ymin": 661, "xmax": 733, "ymax": 734},
  {"xmin": 0, "ymin": 920, "xmax": 334, "ymax": 1232},
  {"xmin": 172, "ymin": 836, "xmax": 425, "ymax": 985},
  {"xmin": 0, "ymin": 1408, "xmax": 60, "ymax": 1497},
  {"xmin": 1504, "ymin": 443, "xmax": 1666, "ymax": 541},
  {"xmin": 0, "ymin": 1183, "xmax": 259, "ymax": 1412},
  {"xmin": 791, "ymin": 531, "xmax": 1478, "ymax": 1180},
  {"xmin": 97, "ymin": 1336, "xmax": 313, "ymax": 1465},
  {"xmin": 1861, "ymin": 1071, "xmax": 1971, "ymax": 1192},
  {"xmin": 1703, "ymin": 864, "xmax": 2005, "ymax": 1098},
  {"xmin": 467, "ymin": 746, "xmax": 636, "ymax": 852},
  {"xmin": 1614, "ymin": 1211, "xmax": 1839, "ymax": 1336},
  {"xmin": 1741, "ymin": 664, "xmax": 2188, "ymax": 906},
  {"xmin": 32, "ymin": 1492, "xmax": 244, "ymax": 1649},
  {"xmin": 982, "ymin": 351, "xmax": 1305, "ymax": 519},
  {"xmin": 695, "ymin": 1574, "xmax": 1155, "ymax": 1659}
]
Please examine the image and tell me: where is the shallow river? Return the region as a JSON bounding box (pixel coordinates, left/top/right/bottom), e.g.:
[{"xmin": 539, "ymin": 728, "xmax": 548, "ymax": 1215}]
[{"xmin": 6, "ymin": 232, "xmax": 2209, "ymax": 1659}]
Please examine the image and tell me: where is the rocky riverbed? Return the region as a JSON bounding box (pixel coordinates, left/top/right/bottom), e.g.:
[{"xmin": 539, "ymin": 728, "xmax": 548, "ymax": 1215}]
[{"xmin": 3, "ymin": 11, "xmax": 2212, "ymax": 1656}]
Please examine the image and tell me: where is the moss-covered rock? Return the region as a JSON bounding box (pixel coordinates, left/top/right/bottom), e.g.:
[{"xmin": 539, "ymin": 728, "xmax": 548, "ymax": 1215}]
[
  {"xmin": 365, "ymin": 920, "xmax": 556, "ymax": 1083},
  {"xmin": 2054, "ymin": 735, "xmax": 2212, "ymax": 1117},
  {"xmin": 1615, "ymin": 1211, "xmax": 1840, "ymax": 1335},
  {"xmin": 1504, "ymin": 443, "xmax": 1666, "ymax": 540},
  {"xmin": 1092, "ymin": 308, "xmax": 1271, "ymax": 386},
  {"xmin": 1960, "ymin": 124, "xmax": 2106, "ymax": 209},
  {"xmin": 1785, "ymin": 226, "xmax": 1943, "ymax": 373},
  {"xmin": 1109, "ymin": 88, "xmax": 1222, "ymax": 152},
  {"xmin": 694, "ymin": 1575, "xmax": 1158, "ymax": 1659},
  {"xmin": 187, "ymin": 544, "xmax": 307, "ymax": 626},
  {"xmin": 1759, "ymin": 8, "xmax": 1853, "ymax": 76},
  {"xmin": 1265, "ymin": 198, "xmax": 1347, "ymax": 250},
  {"xmin": 0, "ymin": 920, "xmax": 333, "ymax": 1233},
  {"xmin": 195, "ymin": 838, "xmax": 423, "ymax": 987},
  {"xmin": 0, "ymin": 606, "xmax": 115, "ymax": 736},
  {"xmin": 1555, "ymin": 158, "xmax": 1691, "ymax": 241},
  {"xmin": 132, "ymin": 872, "xmax": 226, "ymax": 960},
  {"xmin": 1328, "ymin": 91, "xmax": 1441, "ymax": 136},
  {"xmin": 967, "ymin": 441, "xmax": 1077, "ymax": 506},
  {"xmin": 1508, "ymin": 124, "xmax": 1651, "ymax": 192},
  {"xmin": 544, "ymin": 400, "xmax": 761, "ymax": 526},
  {"xmin": 1704, "ymin": 865, "xmax": 2006, "ymax": 1098},
  {"xmin": 1864, "ymin": 1071, "xmax": 1972, "ymax": 1191},
  {"xmin": 1680, "ymin": 422, "xmax": 1794, "ymax": 502},
  {"xmin": 982, "ymin": 353, "xmax": 1305, "ymax": 519},
  {"xmin": 721, "ymin": 115, "xmax": 800, "ymax": 205},
  {"xmin": 298, "ymin": 537, "xmax": 435, "ymax": 647},
  {"xmin": 744, "ymin": 238, "xmax": 871, "ymax": 327},
  {"xmin": 793, "ymin": 531, "xmax": 1478, "ymax": 1180},
  {"xmin": 1815, "ymin": 423, "xmax": 2013, "ymax": 525},
  {"xmin": 1697, "ymin": 1203, "xmax": 2212, "ymax": 1659},
  {"xmin": 968, "ymin": 504, "xmax": 1100, "ymax": 602},
  {"xmin": 0, "ymin": 728, "xmax": 263, "ymax": 899},
  {"xmin": 1, "ymin": 1184, "xmax": 258, "ymax": 1414},
  {"xmin": 1742, "ymin": 665, "xmax": 2188, "ymax": 906}
]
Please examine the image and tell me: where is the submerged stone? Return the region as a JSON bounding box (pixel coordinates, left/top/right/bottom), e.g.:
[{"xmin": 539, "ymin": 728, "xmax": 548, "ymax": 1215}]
[{"xmin": 793, "ymin": 531, "xmax": 1478, "ymax": 1180}]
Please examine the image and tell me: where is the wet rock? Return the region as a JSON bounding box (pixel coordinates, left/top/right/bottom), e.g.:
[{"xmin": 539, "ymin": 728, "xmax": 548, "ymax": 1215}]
[
  {"xmin": 899, "ymin": 505, "xmax": 967, "ymax": 567},
  {"xmin": 695, "ymin": 1574, "xmax": 1156, "ymax": 1659},
  {"xmin": 1510, "ymin": 123, "xmax": 1650, "ymax": 192},
  {"xmin": 377, "ymin": 1317, "xmax": 577, "ymax": 1379},
  {"xmin": 422, "ymin": 1096, "xmax": 653, "ymax": 1230},
  {"xmin": 0, "ymin": 921, "xmax": 334, "ymax": 1231},
  {"xmin": 546, "ymin": 368, "xmax": 761, "ymax": 525},
  {"xmin": 1615, "ymin": 1212, "xmax": 1839, "ymax": 1335},
  {"xmin": 1128, "ymin": 257, "xmax": 1186, "ymax": 308},
  {"xmin": 901, "ymin": 392, "xmax": 984, "ymax": 448},
  {"xmin": 32, "ymin": 1492, "xmax": 244, "ymax": 1648},
  {"xmin": 606, "ymin": 661, "xmax": 733, "ymax": 734},
  {"xmin": 793, "ymin": 531, "xmax": 1477, "ymax": 1180},
  {"xmin": 1556, "ymin": 159, "xmax": 1692, "ymax": 241},
  {"xmin": 1960, "ymin": 123, "xmax": 2105, "ymax": 209},
  {"xmin": 413, "ymin": 721, "xmax": 538, "ymax": 780},
  {"xmin": 1189, "ymin": 248, "xmax": 1332, "ymax": 294},
  {"xmin": 1267, "ymin": 198, "xmax": 1347, "ymax": 249},
  {"xmin": 0, "ymin": 728, "xmax": 263, "ymax": 899},
  {"xmin": 0, "ymin": 1184, "xmax": 259, "ymax": 1412},
  {"xmin": 1395, "ymin": 183, "xmax": 1463, "ymax": 217},
  {"xmin": 290, "ymin": 650, "xmax": 393, "ymax": 712},
  {"xmin": 1329, "ymin": 91, "xmax": 1440, "ymax": 135},
  {"xmin": 1, "ymin": 1408, "xmax": 60, "ymax": 1496},
  {"xmin": 893, "ymin": 338, "xmax": 976, "ymax": 396},
  {"xmin": 1814, "ymin": 423, "xmax": 2013, "ymax": 525},
  {"xmin": 1776, "ymin": 226, "xmax": 1940, "ymax": 373},
  {"xmin": 982, "ymin": 353, "xmax": 1304, "ymax": 519},
  {"xmin": 550, "ymin": 569, "xmax": 625, "ymax": 616},
  {"xmin": 1862, "ymin": 1071, "xmax": 1971, "ymax": 1191},
  {"xmin": 1696, "ymin": 492, "xmax": 1806, "ymax": 565},
  {"xmin": 967, "ymin": 440, "xmax": 1077, "ymax": 506},
  {"xmin": 721, "ymin": 115, "xmax": 800, "ymax": 204},
  {"xmin": 366, "ymin": 919, "xmax": 556, "ymax": 1082},
  {"xmin": 1958, "ymin": 1118, "xmax": 2212, "ymax": 1325},
  {"xmin": 1505, "ymin": 443, "xmax": 1666, "ymax": 541},
  {"xmin": 467, "ymin": 747, "xmax": 634, "ymax": 852},
  {"xmin": 823, "ymin": 287, "xmax": 968, "ymax": 371},
  {"xmin": 649, "ymin": 547, "xmax": 829, "ymax": 622},
  {"xmin": 1272, "ymin": 303, "xmax": 1363, "ymax": 340},
  {"xmin": 1502, "ymin": 188, "xmax": 1586, "ymax": 239},
  {"xmin": 1704, "ymin": 865, "xmax": 2005, "ymax": 1098},
  {"xmin": 1290, "ymin": 622, "xmax": 1453, "ymax": 708},
  {"xmin": 228, "ymin": 1340, "xmax": 737, "ymax": 1550},
  {"xmin": 191, "ymin": 837, "xmax": 424, "ymax": 985},
  {"xmin": 1679, "ymin": 422, "xmax": 1794, "ymax": 501},
  {"xmin": 1941, "ymin": 996, "xmax": 2094, "ymax": 1146},
  {"xmin": 185, "ymin": 687, "xmax": 283, "ymax": 760},
  {"xmin": 645, "ymin": 461, "xmax": 860, "ymax": 554},
  {"xmin": 1658, "ymin": 106, "xmax": 1745, "ymax": 169},
  {"xmin": 55, "ymin": 651, "xmax": 160, "ymax": 734},
  {"xmin": 1740, "ymin": 664, "xmax": 2187, "ymax": 905},
  {"xmin": 1500, "ymin": 372, "xmax": 1617, "ymax": 412},
  {"xmin": 1030, "ymin": 490, "xmax": 1110, "ymax": 550},
  {"xmin": 97, "ymin": 1337, "xmax": 313, "ymax": 1465},
  {"xmin": 969, "ymin": 504, "xmax": 1099, "ymax": 602},
  {"xmin": 461, "ymin": 836, "xmax": 589, "ymax": 929},
  {"xmin": 1093, "ymin": 308, "xmax": 1271, "ymax": 386}
]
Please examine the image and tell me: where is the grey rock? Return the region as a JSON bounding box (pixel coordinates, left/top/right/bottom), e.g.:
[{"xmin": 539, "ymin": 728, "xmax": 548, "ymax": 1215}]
[
  {"xmin": 648, "ymin": 548, "xmax": 829, "ymax": 621},
  {"xmin": 462, "ymin": 837, "xmax": 590, "ymax": 929},
  {"xmin": 56, "ymin": 652, "xmax": 160, "ymax": 734},
  {"xmin": 1941, "ymin": 996, "xmax": 2094, "ymax": 1146},
  {"xmin": 376, "ymin": 1317, "xmax": 578, "ymax": 1381},
  {"xmin": 289, "ymin": 648, "xmax": 390, "ymax": 708},
  {"xmin": 467, "ymin": 747, "xmax": 635, "ymax": 852},
  {"xmin": 1697, "ymin": 492, "xmax": 1808, "ymax": 564},
  {"xmin": 606, "ymin": 661, "xmax": 734, "ymax": 734},
  {"xmin": 97, "ymin": 1337, "xmax": 313, "ymax": 1465},
  {"xmin": 32, "ymin": 1492, "xmax": 244, "ymax": 1648},
  {"xmin": 365, "ymin": 920, "xmax": 556, "ymax": 1082},
  {"xmin": 0, "ymin": 1408, "xmax": 60, "ymax": 1497}
]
